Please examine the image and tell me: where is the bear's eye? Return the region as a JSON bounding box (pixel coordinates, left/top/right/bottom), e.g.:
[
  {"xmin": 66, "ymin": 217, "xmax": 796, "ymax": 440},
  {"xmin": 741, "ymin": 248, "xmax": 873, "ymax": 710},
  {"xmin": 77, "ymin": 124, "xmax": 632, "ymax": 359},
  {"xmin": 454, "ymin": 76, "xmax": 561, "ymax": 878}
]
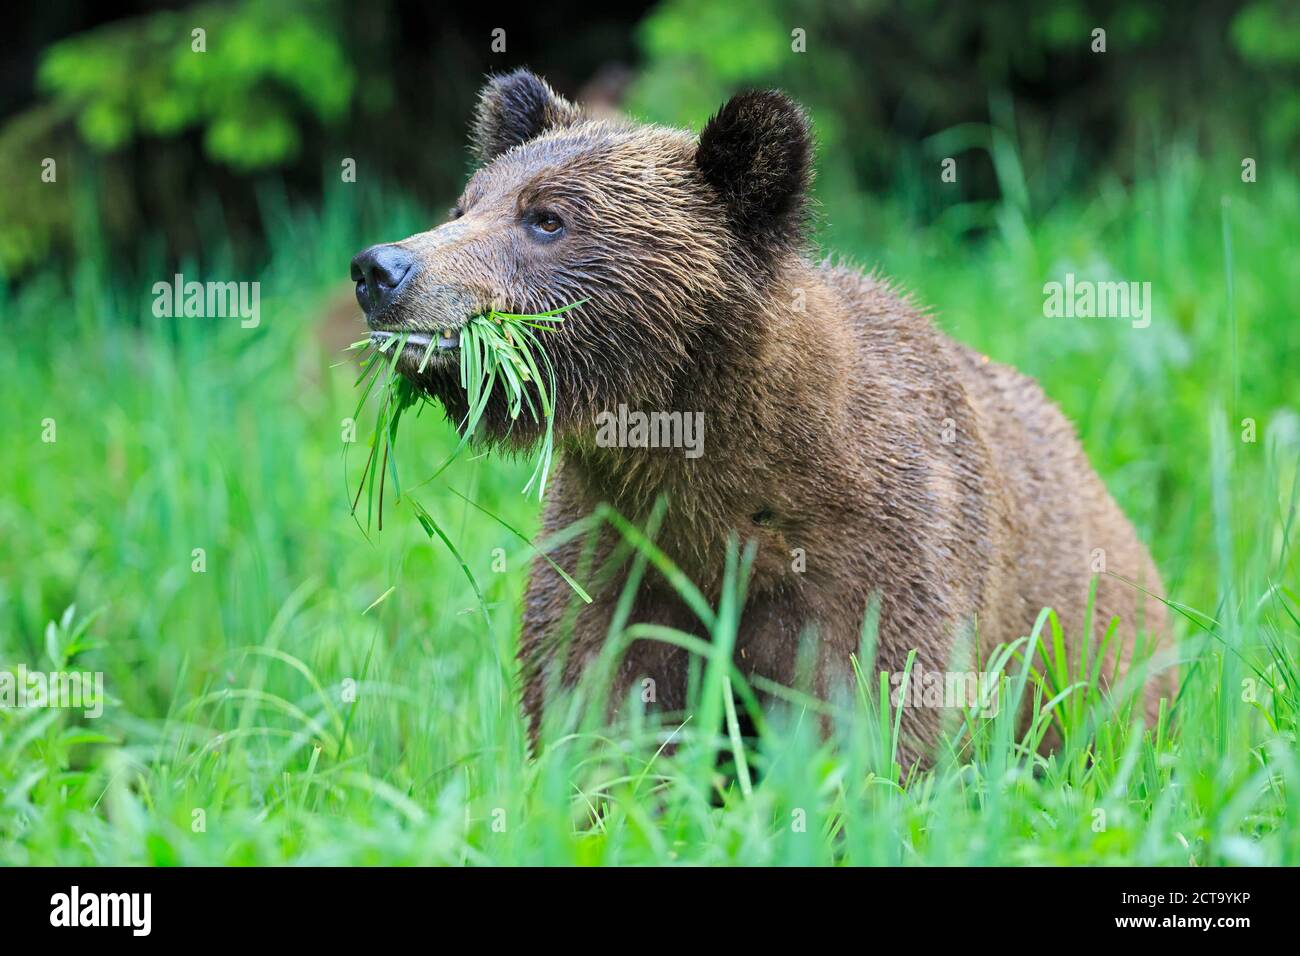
[
  {"xmin": 526, "ymin": 211, "xmax": 564, "ymax": 238},
  {"xmin": 448, "ymin": 205, "xmax": 464, "ymax": 221}
]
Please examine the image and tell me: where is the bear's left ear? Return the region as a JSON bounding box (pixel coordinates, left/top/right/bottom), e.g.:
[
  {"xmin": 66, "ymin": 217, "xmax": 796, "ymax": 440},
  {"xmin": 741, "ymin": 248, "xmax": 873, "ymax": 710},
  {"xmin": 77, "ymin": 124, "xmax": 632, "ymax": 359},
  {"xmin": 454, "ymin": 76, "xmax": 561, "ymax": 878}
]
[
  {"xmin": 471, "ymin": 69, "xmax": 583, "ymax": 164},
  {"xmin": 696, "ymin": 90, "xmax": 813, "ymax": 255}
]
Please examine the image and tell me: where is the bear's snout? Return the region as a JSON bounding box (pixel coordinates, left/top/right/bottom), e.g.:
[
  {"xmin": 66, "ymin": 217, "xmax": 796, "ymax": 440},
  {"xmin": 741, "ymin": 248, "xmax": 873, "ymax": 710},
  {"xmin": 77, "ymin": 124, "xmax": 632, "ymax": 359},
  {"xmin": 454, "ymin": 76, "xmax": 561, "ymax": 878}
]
[{"xmin": 350, "ymin": 244, "xmax": 418, "ymax": 318}]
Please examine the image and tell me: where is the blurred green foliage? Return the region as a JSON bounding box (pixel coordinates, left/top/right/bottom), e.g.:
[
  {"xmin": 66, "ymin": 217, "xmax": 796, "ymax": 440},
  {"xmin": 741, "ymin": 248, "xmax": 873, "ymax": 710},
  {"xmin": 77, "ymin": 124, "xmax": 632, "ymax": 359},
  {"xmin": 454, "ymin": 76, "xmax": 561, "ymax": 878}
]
[
  {"xmin": 0, "ymin": 0, "xmax": 356, "ymax": 279},
  {"xmin": 1, "ymin": 0, "xmax": 1296, "ymax": 281},
  {"xmin": 1233, "ymin": 0, "xmax": 1300, "ymax": 63},
  {"xmin": 631, "ymin": 0, "xmax": 1300, "ymax": 226},
  {"xmin": 0, "ymin": 102, "xmax": 75, "ymax": 281},
  {"xmin": 37, "ymin": 0, "xmax": 354, "ymax": 167}
]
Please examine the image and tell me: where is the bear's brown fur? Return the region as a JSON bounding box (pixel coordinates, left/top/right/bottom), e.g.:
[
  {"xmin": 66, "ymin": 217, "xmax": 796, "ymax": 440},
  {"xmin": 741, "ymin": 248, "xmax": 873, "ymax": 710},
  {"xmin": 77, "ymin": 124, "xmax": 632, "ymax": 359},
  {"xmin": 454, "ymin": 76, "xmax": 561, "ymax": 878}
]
[{"xmin": 360, "ymin": 70, "xmax": 1175, "ymax": 764}]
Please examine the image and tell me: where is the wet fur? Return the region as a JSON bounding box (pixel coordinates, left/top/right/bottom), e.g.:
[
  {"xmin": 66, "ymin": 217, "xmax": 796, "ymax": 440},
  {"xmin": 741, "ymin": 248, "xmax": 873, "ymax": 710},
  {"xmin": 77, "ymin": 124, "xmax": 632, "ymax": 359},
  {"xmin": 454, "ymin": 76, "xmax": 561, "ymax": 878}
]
[{"xmin": 367, "ymin": 70, "xmax": 1175, "ymax": 764}]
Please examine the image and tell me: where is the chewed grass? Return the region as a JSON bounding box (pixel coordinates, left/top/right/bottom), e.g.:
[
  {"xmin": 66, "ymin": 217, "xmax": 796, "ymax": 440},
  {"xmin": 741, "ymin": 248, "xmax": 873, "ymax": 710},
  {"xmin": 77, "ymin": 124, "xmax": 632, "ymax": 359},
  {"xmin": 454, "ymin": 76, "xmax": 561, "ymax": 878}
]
[{"xmin": 346, "ymin": 303, "xmax": 579, "ymax": 533}]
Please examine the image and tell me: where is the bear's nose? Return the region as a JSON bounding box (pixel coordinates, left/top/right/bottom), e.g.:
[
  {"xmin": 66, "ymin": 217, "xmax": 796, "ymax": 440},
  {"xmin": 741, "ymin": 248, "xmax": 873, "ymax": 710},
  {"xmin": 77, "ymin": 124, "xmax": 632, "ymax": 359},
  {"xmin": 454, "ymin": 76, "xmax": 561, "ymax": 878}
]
[{"xmin": 350, "ymin": 244, "xmax": 417, "ymax": 316}]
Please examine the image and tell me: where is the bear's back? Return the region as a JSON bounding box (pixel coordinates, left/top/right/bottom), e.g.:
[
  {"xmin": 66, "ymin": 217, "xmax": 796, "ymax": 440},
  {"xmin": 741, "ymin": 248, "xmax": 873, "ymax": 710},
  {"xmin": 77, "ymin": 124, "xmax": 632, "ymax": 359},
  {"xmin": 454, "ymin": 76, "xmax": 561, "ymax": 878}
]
[{"xmin": 820, "ymin": 259, "xmax": 1172, "ymax": 721}]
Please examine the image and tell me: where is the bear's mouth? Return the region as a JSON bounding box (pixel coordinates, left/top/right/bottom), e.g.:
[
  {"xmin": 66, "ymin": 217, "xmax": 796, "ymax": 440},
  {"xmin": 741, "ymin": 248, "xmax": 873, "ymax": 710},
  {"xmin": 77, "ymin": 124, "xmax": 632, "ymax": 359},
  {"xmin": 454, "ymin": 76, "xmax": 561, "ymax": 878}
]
[{"xmin": 369, "ymin": 327, "xmax": 462, "ymax": 353}]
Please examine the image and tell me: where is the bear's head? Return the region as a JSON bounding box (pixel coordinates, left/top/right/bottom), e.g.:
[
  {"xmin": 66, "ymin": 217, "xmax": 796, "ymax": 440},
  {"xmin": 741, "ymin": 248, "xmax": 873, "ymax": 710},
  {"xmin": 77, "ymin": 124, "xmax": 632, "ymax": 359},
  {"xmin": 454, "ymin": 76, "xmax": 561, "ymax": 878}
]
[{"xmin": 349, "ymin": 69, "xmax": 814, "ymax": 446}]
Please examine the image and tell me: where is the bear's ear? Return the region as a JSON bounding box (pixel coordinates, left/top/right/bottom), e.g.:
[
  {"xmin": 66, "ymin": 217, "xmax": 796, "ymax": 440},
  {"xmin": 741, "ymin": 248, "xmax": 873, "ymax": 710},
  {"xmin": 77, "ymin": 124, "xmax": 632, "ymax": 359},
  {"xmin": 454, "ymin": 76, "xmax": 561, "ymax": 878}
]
[
  {"xmin": 695, "ymin": 90, "xmax": 813, "ymax": 255},
  {"xmin": 471, "ymin": 69, "xmax": 583, "ymax": 164}
]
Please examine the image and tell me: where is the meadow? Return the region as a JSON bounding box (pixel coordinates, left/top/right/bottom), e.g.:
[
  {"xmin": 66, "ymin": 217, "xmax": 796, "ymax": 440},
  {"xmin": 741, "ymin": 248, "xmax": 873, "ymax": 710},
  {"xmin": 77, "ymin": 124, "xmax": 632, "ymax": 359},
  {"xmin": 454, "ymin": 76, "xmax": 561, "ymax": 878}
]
[{"xmin": 1, "ymin": 146, "xmax": 1297, "ymax": 865}]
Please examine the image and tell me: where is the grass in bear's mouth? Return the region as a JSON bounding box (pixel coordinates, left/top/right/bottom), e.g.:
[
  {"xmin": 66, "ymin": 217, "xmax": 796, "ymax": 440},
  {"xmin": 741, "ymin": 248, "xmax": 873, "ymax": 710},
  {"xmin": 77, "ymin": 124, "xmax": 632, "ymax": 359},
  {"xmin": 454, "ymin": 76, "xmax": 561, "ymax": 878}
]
[{"xmin": 346, "ymin": 302, "xmax": 580, "ymax": 533}]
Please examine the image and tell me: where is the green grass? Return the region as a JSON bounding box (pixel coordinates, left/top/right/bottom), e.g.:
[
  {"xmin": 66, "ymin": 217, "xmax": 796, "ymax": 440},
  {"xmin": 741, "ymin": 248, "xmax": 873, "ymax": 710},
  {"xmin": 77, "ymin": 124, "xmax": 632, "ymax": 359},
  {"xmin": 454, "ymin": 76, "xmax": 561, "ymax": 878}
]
[
  {"xmin": 349, "ymin": 305, "xmax": 575, "ymax": 535},
  {"xmin": 1, "ymin": 155, "xmax": 1297, "ymax": 865}
]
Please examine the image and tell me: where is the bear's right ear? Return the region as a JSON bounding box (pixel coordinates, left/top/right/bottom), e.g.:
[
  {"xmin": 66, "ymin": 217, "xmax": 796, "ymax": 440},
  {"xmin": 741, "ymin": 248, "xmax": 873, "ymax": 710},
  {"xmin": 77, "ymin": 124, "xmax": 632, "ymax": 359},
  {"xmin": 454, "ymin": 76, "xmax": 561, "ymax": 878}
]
[
  {"xmin": 695, "ymin": 89, "xmax": 813, "ymax": 256},
  {"xmin": 471, "ymin": 69, "xmax": 583, "ymax": 164}
]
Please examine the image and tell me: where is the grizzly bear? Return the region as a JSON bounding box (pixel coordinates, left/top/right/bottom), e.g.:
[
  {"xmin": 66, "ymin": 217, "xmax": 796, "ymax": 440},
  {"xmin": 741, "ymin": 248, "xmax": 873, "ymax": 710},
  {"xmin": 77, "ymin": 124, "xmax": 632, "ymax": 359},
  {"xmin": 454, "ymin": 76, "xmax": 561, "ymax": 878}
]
[{"xmin": 349, "ymin": 69, "xmax": 1175, "ymax": 763}]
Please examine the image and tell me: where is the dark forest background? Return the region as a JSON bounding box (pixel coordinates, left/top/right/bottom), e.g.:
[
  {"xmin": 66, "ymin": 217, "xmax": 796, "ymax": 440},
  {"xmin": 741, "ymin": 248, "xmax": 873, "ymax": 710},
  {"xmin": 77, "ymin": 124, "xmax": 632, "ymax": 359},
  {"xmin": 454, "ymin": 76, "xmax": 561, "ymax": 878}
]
[{"xmin": 3, "ymin": 0, "xmax": 1297, "ymax": 281}]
